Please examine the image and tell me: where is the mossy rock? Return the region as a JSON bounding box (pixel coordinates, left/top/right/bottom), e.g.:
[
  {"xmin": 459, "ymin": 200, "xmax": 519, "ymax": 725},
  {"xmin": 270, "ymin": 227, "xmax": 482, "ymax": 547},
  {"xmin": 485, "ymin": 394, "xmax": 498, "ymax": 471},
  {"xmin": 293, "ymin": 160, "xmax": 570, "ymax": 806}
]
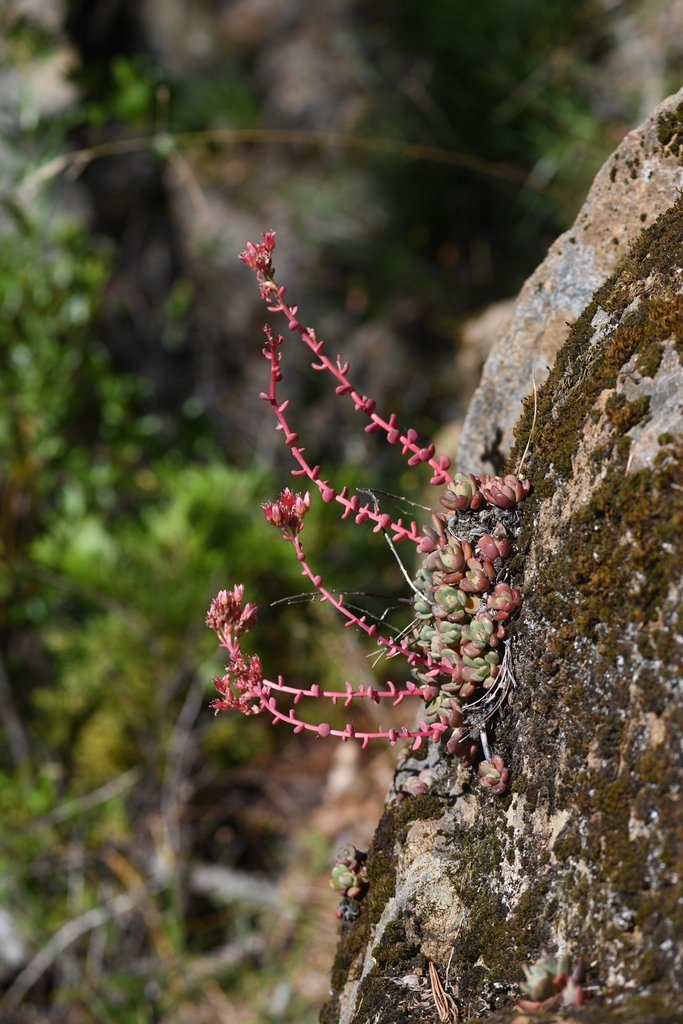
[
  {"xmin": 323, "ymin": 183, "xmax": 683, "ymax": 1024},
  {"xmin": 459, "ymin": 85, "xmax": 683, "ymax": 478}
]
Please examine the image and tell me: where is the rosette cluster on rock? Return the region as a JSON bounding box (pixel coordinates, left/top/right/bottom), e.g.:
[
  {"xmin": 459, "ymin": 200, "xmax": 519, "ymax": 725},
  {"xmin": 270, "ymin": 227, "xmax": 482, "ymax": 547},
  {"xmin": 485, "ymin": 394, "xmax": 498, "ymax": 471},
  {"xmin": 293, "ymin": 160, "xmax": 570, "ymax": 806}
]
[{"xmin": 411, "ymin": 472, "xmax": 529, "ymax": 763}]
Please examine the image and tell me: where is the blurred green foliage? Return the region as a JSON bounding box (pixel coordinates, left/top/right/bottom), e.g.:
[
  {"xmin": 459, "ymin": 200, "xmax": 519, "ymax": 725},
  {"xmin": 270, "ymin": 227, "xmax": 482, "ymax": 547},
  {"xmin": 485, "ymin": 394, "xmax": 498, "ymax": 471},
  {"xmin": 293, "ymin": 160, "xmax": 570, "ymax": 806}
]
[
  {"xmin": 0, "ymin": 199, "xmax": 393, "ymax": 1020},
  {"xmin": 0, "ymin": 206, "xmax": 159, "ymax": 618}
]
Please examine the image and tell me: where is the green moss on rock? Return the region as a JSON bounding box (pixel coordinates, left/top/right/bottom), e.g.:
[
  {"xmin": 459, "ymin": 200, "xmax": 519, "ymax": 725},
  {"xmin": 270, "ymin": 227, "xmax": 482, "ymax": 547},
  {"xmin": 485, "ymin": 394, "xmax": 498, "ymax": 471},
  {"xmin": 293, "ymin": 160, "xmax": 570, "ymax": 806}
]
[
  {"xmin": 325, "ymin": 190, "xmax": 683, "ymax": 1024},
  {"xmin": 656, "ymin": 100, "xmax": 683, "ymax": 159}
]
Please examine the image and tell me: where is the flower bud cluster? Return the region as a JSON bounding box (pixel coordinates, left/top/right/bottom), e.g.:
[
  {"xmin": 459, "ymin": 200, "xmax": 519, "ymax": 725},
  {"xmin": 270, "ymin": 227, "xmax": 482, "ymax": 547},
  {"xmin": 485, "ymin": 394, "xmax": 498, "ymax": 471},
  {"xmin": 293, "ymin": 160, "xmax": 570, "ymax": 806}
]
[
  {"xmin": 410, "ymin": 472, "xmax": 529, "ymax": 775},
  {"xmin": 262, "ymin": 487, "xmax": 311, "ymax": 539}
]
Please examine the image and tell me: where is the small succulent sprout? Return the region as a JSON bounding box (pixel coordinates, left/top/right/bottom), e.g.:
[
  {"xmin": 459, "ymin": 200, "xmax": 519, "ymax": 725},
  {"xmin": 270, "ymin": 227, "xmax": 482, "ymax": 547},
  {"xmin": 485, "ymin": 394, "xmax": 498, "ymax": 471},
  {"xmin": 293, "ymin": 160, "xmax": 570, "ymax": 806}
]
[
  {"xmin": 330, "ymin": 844, "xmax": 367, "ymax": 900},
  {"xmin": 424, "ymin": 537, "xmax": 469, "ymax": 577},
  {"xmin": 446, "ymin": 724, "xmax": 479, "ymax": 762},
  {"xmin": 416, "ymin": 619, "xmax": 464, "ymax": 657},
  {"xmin": 425, "ymin": 671, "xmax": 464, "ymax": 716},
  {"xmin": 505, "ymin": 474, "xmax": 532, "ymax": 501},
  {"xmin": 330, "ymin": 862, "xmax": 358, "ymax": 894},
  {"xmin": 460, "ymin": 612, "xmax": 502, "ymax": 657},
  {"xmin": 516, "ymin": 953, "xmax": 585, "ymax": 1011},
  {"xmin": 434, "ymin": 584, "xmax": 467, "ymax": 616},
  {"xmin": 459, "ymin": 556, "xmax": 496, "ymax": 594},
  {"xmin": 400, "ymin": 766, "xmax": 440, "ymax": 796},
  {"xmin": 440, "ymin": 537, "xmax": 472, "ymax": 575},
  {"xmin": 478, "ymin": 754, "xmax": 509, "ymax": 796},
  {"xmin": 461, "ymin": 650, "xmax": 500, "ymax": 685},
  {"xmin": 487, "ymin": 582, "xmax": 522, "ymax": 621},
  {"xmin": 440, "ymin": 472, "xmax": 484, "ymax": 512},
  {"xmin": 418, "ymin": 513, "xmax": 449, "ymax": 553},
  {"xmin": 460, "ymin": 637, "xmax": 487, "ymax": 659},
  {"xmin": 479, "ymin": 473, "xmax": 531, "ymax": 510},
  {"xmin": 476, "ymin": 532, "xmax": 511, "ymax": 562}
]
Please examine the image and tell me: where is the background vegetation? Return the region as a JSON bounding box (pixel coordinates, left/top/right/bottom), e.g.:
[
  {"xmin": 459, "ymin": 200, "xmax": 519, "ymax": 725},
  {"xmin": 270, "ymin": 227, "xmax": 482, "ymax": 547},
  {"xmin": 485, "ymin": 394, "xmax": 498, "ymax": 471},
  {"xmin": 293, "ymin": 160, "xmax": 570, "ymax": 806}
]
[{"xmin": 1, "ymin": 0, "xmax": 680, "ymax": 1020}]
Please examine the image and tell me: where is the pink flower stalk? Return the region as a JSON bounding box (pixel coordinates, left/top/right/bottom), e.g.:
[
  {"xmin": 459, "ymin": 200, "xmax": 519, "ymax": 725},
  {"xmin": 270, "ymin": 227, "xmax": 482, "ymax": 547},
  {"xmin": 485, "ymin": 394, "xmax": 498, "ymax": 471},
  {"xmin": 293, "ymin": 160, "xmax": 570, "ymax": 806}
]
[
  {"xmin": 206, "ymin": 233, "xmax": 532, "ymax": 777},
  {"xmin": 243, "ymin": 232, "xmax": 453, "ymax": 492},
  {"xmin": 206, "ymin": 584, "xmax": 446, "ymax": 750},
  {"xmin": 259, "ymin": 325, "xmax": 424, "ymax": 545}
]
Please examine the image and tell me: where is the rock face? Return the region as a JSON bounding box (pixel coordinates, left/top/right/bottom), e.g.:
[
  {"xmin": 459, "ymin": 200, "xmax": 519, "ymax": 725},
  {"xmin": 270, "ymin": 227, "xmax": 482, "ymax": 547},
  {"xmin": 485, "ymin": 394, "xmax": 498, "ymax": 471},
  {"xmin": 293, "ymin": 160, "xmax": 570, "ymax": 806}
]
[
  {"xmin": 322, "ymin": 105, "xmax": 683, "ymax": 1024},
  {"xmin": 458, "ymin": 86, "xmax": 683, "ymax": 478}
]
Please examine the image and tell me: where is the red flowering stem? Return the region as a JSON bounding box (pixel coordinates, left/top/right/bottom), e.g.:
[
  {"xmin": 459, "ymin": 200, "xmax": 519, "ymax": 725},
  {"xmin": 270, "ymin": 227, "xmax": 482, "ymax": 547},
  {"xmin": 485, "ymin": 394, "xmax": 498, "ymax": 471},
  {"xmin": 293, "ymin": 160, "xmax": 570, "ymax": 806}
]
[
  {"xmin": 261, "ymin": 325, "xmax": 424, "ymax": 546},
  {"xmin": 240, "ymin": 231, "xmax": 452, "ymax": 487},
  {"xmin": 207, "ymin": 589, "xmax": 450, "ymax": 750},
  {"xmin": 263, "ymin": 281, "xmax": 453, "ymax": 486},
  {"xmin": 263, "ymin": 675, "xmax": 427, "ymax": 707},
  {"xmin": 290, "ymin": 531, "xmax": 435, "ymax": 668},
  {"xmin": 266, "ymin": 282, "xmax": 454, "ymax": 485},
  {"xmin": 259, "ymin": 687, "xmax": 447, "ymax": 750}
]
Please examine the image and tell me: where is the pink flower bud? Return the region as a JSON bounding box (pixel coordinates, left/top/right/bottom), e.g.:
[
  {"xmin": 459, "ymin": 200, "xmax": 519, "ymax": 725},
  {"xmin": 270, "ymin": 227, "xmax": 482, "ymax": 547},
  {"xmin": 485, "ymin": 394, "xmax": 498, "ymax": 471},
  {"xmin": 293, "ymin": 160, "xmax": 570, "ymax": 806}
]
[{"xmin": 263, "ymin": 487, "xmax": 311, "ymax": 538}]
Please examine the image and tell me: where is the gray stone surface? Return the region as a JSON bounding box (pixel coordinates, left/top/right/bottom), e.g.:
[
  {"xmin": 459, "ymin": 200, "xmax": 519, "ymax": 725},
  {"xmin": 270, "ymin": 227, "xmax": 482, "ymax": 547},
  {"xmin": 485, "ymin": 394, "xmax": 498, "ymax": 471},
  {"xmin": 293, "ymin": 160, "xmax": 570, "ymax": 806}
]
[
  {"xmin": 458, "ymin": 86, "xmax": 683, "ymax": 476},
  {"xmin": 323, "ymin": 129, "xmax": 683, "ymax": 1024}
]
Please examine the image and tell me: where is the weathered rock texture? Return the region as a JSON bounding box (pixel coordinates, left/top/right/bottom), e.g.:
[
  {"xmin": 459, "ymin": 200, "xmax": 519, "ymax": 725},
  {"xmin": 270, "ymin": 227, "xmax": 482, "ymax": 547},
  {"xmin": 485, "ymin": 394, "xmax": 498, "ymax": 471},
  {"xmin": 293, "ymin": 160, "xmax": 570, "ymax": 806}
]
[
  {"xmin": 459, "ymin": 86, "xmax": 683, "ymax": 478},
  {"xmin": 322, "ymin": 109, "xmax": 683, "ymax": 1024}
]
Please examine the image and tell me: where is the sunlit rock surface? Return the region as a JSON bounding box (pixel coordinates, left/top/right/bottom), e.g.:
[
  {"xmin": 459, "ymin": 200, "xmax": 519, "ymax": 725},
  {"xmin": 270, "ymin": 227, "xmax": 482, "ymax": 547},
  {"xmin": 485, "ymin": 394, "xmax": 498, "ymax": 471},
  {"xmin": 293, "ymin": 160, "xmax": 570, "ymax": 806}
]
[
  {"xmin": 323, "ymin": 97, "xmax": 683, "ymax": 1024},
  {"xmin": 459, "ymin": 86, "xmax": 683, "ymax": 478}
]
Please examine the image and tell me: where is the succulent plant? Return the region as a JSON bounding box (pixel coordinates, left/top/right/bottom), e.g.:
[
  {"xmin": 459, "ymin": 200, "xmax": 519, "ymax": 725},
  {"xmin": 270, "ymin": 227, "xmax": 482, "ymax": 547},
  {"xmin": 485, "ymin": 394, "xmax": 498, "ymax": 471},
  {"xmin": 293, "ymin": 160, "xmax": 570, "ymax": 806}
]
[
  {"xmin": 478, "ymin": 755, "xmax": 510, "ymax": 795},
  {"xmin": 399, "ymin": 766, "xmax": 440, "ymax": 796},
  {"xmin": 446, "ymin": 726, "xmax": 480, "ymax": 763},
  {"xmin": 434, "ymin": 583, "xmax": 468, "ymax": 616},
  {"xmin": 461, "ymin": 611, "xmax": 504, "ymax": 651},
  {"xmin": 209, "ymin": 232, "xmax": 532, "ymax": 805},
  {"xmin": 440, "ymin": 472, "xmax": 484, "ymax": 512},
  {"xmin": 476, "ymin": 531, "xmax": 511, "ymax": 562},
  {"xmin": 461, "ymin": 650, "xmax": 501, "ymax": 686},
  {"xmin": 486, "ymin": 582, "xmax": 522, "ymax": 621},
  {"xmin": 459, "ymin": 556, "xmax": 496, "ymax": 594},
  {"xmin": 517, "ymin": 952, "xmax": 586, "ymax": 1011},
  {"xmin": 479, "ymin": 473, "xmax": 532, "ymax": 509},
  {"xmin": 330, "ymin": 844, "xmax": 368, "ymax": 900}
]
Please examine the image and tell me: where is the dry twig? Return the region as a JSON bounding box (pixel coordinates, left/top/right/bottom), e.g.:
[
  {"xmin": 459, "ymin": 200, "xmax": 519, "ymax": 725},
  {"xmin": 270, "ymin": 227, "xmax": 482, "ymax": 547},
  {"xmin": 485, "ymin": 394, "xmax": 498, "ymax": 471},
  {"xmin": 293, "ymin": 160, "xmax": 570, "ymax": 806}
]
[{"xmin": 429, "ymin": 960, "xmax": 459, "ymax": 1022}]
